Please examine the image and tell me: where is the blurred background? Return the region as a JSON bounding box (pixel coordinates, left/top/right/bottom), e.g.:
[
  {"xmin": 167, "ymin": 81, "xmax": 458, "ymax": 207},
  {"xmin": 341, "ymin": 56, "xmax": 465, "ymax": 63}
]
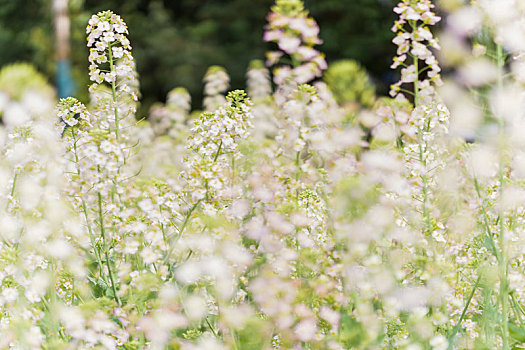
[{"xmin": 0, "ymin": 0, "xmax": 397, "ymax": 115}]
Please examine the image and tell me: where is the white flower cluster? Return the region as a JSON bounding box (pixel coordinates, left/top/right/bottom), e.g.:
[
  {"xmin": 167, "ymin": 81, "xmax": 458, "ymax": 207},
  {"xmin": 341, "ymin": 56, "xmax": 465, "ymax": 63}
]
[
  {"xmin": 183, "ymin": 90, "xmax": 253, "ymax": 204},
  {"xmin": 86, "ymin": 10, "xmax": 138, "ymax": 104},
  {"xmin": 188, "ymin": 90, "xmax": 253, "ymax": 159},
  {"xmin": 390, "ymin": 0, "xmax": 442, "ymax": 101},
  {"xmin": 58, "ymin": 98, "xmax": 124, "ymax": 198},
  {"xmin": 246, "ymin": 60, "xmax": 276, "ymax": 139},
  {"xmin": 402, "ymin": 102, "xmax": 450, "ymax": 199},
  {"xmin": 264, "ymin": 0, "xmax": 327, "ymax": 85},
  {"xmin": 11, "ymin": 0, "xmax": 525, "ymax": 348},
  {"xmin": 56, "ymin": 97, "xmax": 93, "ymax": 135},
  {"xmin": 246, "ymin": 60, "xmax": 272, "ymax": 101},
  {"xmin": 149, "ymin": 87, "xmax": 191, "ymax": 137},
  {"xmin": 203, "ymin": 65, "xmax": 230, "ymax": 111}
]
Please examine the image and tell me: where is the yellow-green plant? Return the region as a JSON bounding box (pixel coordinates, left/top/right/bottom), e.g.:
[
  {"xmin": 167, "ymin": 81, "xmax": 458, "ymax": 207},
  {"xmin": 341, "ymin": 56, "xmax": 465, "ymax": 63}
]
[{"xmin": 324, "ymin": 59, "xmax": 376, "ymax": 108}]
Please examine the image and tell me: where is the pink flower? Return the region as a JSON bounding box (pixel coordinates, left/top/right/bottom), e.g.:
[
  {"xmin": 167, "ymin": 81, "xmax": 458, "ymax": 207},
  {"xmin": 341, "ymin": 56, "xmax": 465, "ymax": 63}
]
[
  {"xmin": 263, "ymin": 30, "xmax": 282, "ymax": 42},
  {"xmin": 278, "ymin": 36, "xmax": 301, "ymax": 53},
  {"xmin": 414, "ymin": 27, "xmax": 433, "ymax": 41},
  {"xmin": 390, "ymin": 81, "xmax": 402, "ymax": 97},
  {"xmin": 393, "ymin": 33, "xmax": 410, "ymax": 46},
  {"xmin": 405, "ymin": 7, "xmax": 421, "ymax": 21},
  {"xmin": 297, "ymin": 46, "xmax": 319, "ymax": 61},
  {"xmin": 391, "ymin": 54, "xmax": 407, "ymax": 69},
  {"xmin": 422, "ymin": 11, "xmax": 441, "ymax": 25},
  {"xmin": 401, "ymin": 65, "xmax": 417, "ymax": 83},
  {"xmin": 393, "ymin": 4, "xmax": 406, "ymax": 14},
  {"xmin": 266, "ymin": 51, "xmax": 283, "ymax": 66},
  {"xmin": 411, "ymin": 42, "xmax": 432, "ymax": 60},
  {"xmin": 293, "ymin": 63, "xmax": 318, "ymax": 84},
  {"xmin": 294, "ymin": 319, "xmax": 318, "ymax": 342},
  {"xmin": 273, "ymin": 66, "xmax": 292, "ymax": 85},
  {"xmin": 312, "ymin": 55, "xmax": 327, "ymax": 70}
]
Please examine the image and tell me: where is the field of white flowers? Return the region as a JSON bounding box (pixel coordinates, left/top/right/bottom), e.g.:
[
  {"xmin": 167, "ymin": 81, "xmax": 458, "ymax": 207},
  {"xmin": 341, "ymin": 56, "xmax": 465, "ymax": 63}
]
[{"xmin": 2, "ymin": 0, "xmax": 525, "ymax": 348}]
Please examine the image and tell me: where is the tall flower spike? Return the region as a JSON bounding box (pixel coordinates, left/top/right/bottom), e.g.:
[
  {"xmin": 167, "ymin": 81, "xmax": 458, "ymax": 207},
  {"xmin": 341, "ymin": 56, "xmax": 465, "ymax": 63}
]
[
  {"xmin": 390, "ymin": 0, "xmax": 442, "ymax": 104},
  {"xmin": 246, "ymin": 60, "xmax": 272, "ymax": 101},
  {"xmin": 203, "ymin": 66, "xmax": 230, "ymax": 111},
  {"xmin": 264, "ymin": 0, "xmax": 327, "ymax": 85},
  {"xmin": 183, "ymin": 90, "xmax": 253, "ymax": 205},
  {"xmin": 149, "ymin": 87, "xmax": 191, "ymax": 137},
  {"xmin": 188, "ymin": 90, "xmax": 253, "ymax": 160},
  {"xmin": 87, "ymin": 11, "xmax": 132, "ymax": 91},
  {"xmin": 86, "ymin": 10, "xmax": 137, "ymax": 140}
]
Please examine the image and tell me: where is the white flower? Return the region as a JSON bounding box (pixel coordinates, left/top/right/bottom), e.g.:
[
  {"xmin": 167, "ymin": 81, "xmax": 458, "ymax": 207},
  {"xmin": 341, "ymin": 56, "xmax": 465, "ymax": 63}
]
[
  {"xmin": 112, "ymin": 46, "xmax": 124, "ymax": 58},
  {"xmin": 2, "ymin": 287, "xmax": 18, "ymax": 303}
]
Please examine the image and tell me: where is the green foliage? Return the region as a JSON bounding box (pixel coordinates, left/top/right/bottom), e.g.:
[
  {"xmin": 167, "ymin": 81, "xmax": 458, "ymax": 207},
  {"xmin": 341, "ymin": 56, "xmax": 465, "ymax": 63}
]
[
  {"xmin": 0, "ymin": 0, "xmax": 53, "ymax": 79},
  {"xmin": 0, "ymin": 0, "xmax": 396, "ymax": 113},
  {"xmin": 236, "ymin": 317, "xmax": 272, "ymax": 349},
  {"xmin": 509, "ymin": 322, "xmax": 525, "ymax": 343},
  {"xmin": 324, "ymin": 59, "xmax": 376, "ymax": 107},
  {"xmin": 0, "ymin": 63, "xmax": 54, "ymax": 100},
  {"xmin": 338, "ymin": 312, "xmax": 367, "ymax": 348},
  {"xmin": 334, "ymin": 175, "xmax": 379, "ymax": 219},
  {"xmin": 305, "ymin": 0, "xmax": 396, "ymax": 86}
]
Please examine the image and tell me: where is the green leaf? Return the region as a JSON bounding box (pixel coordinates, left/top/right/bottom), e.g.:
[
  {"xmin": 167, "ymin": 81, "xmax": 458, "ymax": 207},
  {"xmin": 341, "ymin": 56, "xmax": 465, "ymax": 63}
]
[
  {"xmin": 509, "ymin": 322, "xmax": 525, "ymax": 343},
  {"xmin": 483, "ymin": 236, "xmax": 497, "ymax": 256}
]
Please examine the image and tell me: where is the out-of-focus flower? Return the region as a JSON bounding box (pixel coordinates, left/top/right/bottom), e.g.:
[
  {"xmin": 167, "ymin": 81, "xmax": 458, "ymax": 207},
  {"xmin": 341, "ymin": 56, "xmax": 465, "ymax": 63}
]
[{"xmin": 264, "ymin": 0, "xmax": 326, "ymax": 85}]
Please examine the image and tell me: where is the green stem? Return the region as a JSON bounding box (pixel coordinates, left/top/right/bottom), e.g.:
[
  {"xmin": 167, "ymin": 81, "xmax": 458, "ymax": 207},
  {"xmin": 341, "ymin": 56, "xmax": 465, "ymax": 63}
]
[
  {"xmin": 399, "ymin": 87, "xmax": 415, "ymax": 96},
  {"xmin": 164, "ymin": 199, "xmax": 202, "ymax": 268},
  {"xmin": 205, "ymin": 317, "xmax": 219, "ymax": 338},
  {"xmin": 472, "ymin": 178, "xmax": 500, "ymax": 261},
  {"xmin": 72, "ymin": 128, "xmax": 107, "ymax": 284},
  {"xmin": 6, "ymin": 171, "xmax": 18, "ymax": 211},
  {"xmin": 409, "ymin": 20, "xmax": 432, "ymax": 236},
  {"xmin": 231, "ymin": 329, "xmax": 240, "ymax": 350},
  {"xmin": 98, "ymin": 192, "xmax": 121, "ymax": 306},
  {"xmin": 213, "ymin": 140, "xmax": 223, "ymax": 163},
  {"xmin": 10, "ymin": 172, "xmax": 17, "ymax": 198},
  {"xmin": 179, "ymin": 200, "xmax": 201, "ymax": 236},
  {"xmin": 411, "ymin": 31, "xmax": 419, "ymax": 107},
  {"xmin": 496, "ymin": 43, "xmax": 509, "ymax": 350},
  {"xmin": 511, "ymin": 292, "xmax": 525, "ymax": 325},
  {"xmin": 510, "ymin": 293, "xmax": 524, "ymax": 326},
  {"xmin": 41, "ymin": 296, "xmax": 68, "ymax": 342},
  {"xmin": 83, "ymin": 200, "xmax": 107, "ymax": 284},
  {"xmin": 295, "ymin": 150, "xmax": 301, "ymax": 178},
  {"xmin": 231, "ymin": 154, "xmax": 235, "ymax": 190},
  {"xmin": 448, "ymin": 274, "xmax": 482, "ymax": 349}
]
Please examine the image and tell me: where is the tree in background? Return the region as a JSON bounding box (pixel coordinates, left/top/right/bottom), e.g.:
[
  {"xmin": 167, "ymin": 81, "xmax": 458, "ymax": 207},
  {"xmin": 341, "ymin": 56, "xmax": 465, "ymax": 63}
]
[
  {"xmin": 0, "ymin": 0, "xmax": 397, "ymax": 114},
  {"xmin": 0, "ymin": 0, "xmax": 54, "ymax": 79}
]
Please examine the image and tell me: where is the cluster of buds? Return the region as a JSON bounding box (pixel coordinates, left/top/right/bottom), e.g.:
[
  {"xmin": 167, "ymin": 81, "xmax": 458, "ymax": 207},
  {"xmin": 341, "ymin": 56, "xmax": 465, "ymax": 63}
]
[
  {"xmin": 87, "ymin": 10, "xmax": 138, "ymax": 110},
  {"xmin": 264, "ymin": 0, "xmax": 327, "ymax": 85},
  {"xmin": 390, "ymin": 0, "xmax": 442, "ymax": 104},
  {"xmin": 56, "ymin": 97, "xmax": 93, "ymax": 136},
  {"xmin": 183, "ymin": 90, "xmax": 253, "ymax": 205}
]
